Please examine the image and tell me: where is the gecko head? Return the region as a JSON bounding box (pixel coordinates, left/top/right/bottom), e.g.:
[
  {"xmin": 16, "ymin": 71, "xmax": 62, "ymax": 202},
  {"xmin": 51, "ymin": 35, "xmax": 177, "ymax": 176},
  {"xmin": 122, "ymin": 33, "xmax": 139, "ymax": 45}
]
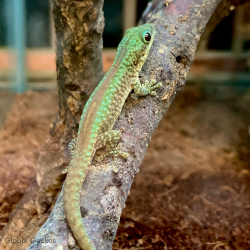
[
  {"xmin": 115, "ymin": 23, "xmax": 156, "ymax": 67},
  {"xmin": 124, "ymin": 23, "xmax": 155, "ymax": 43},
  {"xmin": 123, "ymin": 23, "xmax": 155, "ymax": 52}
]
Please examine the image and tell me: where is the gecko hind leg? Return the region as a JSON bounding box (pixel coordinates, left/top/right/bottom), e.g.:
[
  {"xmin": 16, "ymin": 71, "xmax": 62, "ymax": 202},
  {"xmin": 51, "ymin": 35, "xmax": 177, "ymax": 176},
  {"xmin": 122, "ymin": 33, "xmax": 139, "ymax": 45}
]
[
  {"xmin": 68, "ymin": 138, "xmax": 77, "ymax": 157},
  {"xmin": 62, "ymin": 138, "xmax": 77, "ymax": 174},
  {"xmin": 95, "ymin": 130, "xmax": 129, "ymax": 166}
]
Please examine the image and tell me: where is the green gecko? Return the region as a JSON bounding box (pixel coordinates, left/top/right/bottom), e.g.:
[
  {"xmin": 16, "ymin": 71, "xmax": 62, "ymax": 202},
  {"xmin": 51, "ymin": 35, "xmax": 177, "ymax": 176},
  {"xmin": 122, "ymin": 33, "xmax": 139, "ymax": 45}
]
[{"xmin": 63, "ymin": 23, "xmax": 162, "ymax": 250}]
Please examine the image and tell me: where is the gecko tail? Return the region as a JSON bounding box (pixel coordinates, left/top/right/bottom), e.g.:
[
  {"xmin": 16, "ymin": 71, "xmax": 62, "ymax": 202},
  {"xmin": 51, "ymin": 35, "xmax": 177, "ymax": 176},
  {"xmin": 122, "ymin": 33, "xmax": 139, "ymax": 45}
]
[{"xmin": 63, "ymin": 163, "xmax": 96, "ymax": 250}]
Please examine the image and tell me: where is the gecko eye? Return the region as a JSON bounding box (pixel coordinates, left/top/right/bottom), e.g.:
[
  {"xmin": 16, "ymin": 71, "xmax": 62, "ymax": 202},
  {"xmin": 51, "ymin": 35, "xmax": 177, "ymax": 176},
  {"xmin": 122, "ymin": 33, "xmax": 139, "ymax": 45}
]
[{"xmin": 143, "ymin": 31, "xmax": 151, "ymax": 43}]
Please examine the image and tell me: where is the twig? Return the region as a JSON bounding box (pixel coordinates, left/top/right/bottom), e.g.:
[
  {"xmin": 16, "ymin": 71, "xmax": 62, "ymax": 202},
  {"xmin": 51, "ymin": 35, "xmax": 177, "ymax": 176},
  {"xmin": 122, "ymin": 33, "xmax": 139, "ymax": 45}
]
[
  {"xmin": 158, "ymin": 184, "xmax": 179, "ymax": 198},
  {"xmin": 188, "ymin": 214, "xmax": 203, "ymax": 227}
]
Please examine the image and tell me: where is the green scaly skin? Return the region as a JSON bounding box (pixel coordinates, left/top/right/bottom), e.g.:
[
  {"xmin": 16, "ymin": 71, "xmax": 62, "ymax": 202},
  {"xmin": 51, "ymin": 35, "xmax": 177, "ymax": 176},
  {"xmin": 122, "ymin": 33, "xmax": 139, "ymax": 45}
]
[{"xmin": 63, "ymin": 23, "xmax": 162, "ymax": 250}]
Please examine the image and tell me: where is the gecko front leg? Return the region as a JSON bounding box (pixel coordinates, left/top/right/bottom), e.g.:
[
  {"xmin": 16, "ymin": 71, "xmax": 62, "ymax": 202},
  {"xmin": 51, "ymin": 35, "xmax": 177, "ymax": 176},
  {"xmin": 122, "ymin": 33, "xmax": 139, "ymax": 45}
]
[{"xmin": 132, "ymin": 78, "xmax": 162, "ymax": 96}]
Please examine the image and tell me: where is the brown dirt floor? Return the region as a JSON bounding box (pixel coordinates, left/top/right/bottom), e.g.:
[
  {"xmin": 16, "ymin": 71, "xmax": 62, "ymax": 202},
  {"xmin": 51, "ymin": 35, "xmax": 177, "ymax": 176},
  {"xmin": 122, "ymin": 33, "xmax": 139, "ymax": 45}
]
[{"xmin": 0, "ymin": 83, "xmax": 250, "ymax": 250}]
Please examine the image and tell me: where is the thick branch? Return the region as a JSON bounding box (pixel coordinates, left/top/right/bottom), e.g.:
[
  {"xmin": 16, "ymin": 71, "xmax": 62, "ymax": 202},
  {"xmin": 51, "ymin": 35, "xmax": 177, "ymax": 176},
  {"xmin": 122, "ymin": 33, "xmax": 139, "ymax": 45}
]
[{"xmin": 36, "ymin": 0, "xmax": 105, "ymax": 204}]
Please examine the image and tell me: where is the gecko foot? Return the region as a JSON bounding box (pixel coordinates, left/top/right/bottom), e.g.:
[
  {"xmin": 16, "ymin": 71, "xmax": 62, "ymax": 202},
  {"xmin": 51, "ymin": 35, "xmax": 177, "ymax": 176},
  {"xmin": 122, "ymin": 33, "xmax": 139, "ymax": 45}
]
[
  {"xmin": 97, "ymin": 143, "xmax": 129, "ymax": 162},
  {"xmin": 115, "ymin": 143, "xmax": 130, "ymax": 159},
  {"xmin": 145, "ymin": 79, "xmax": 162, "ymax": 96}
]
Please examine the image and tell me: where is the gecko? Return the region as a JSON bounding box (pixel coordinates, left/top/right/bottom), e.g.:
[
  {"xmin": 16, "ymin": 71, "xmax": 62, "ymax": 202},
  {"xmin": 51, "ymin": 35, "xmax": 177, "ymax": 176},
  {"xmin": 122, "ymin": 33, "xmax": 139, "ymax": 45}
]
[{"xmin": 63, "ymin": 23, "xmax": 162, "ymax": 250}]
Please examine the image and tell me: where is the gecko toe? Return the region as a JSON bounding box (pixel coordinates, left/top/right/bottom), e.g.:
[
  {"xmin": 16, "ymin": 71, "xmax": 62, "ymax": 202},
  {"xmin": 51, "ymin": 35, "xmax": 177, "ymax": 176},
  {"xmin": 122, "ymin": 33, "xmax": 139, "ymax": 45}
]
[{"xmin": 150, "ymin": 82, "xmax": 162, "ymax": 90}]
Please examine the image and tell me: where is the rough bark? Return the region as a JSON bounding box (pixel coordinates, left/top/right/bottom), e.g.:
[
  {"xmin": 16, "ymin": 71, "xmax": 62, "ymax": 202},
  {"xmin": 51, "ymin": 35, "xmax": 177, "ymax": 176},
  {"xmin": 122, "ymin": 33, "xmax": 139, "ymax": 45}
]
[
  {"xmin": 27, "ymin": 0, "xmax": 250, "ymax": 250},
  {"xmin": 0, "ymin": 1, "xmax": 104, "ymax": 249}
]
